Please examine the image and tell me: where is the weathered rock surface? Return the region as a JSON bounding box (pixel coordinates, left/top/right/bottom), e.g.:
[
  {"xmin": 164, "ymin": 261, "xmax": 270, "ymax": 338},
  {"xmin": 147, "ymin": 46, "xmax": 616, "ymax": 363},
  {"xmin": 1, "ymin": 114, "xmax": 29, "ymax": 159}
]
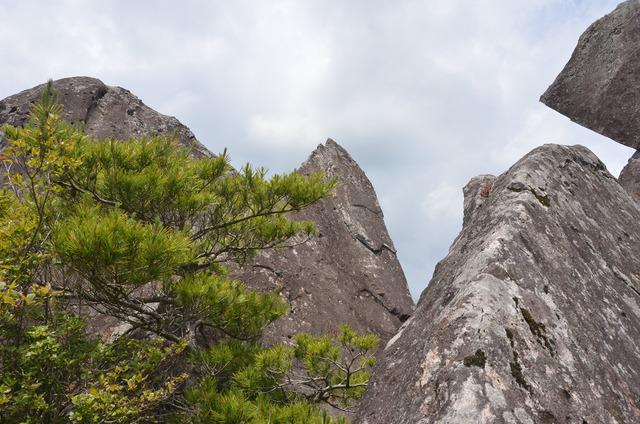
[
  {"xmin": 0, "ymin": 77, "xmax": 413, "ymax": 344},
  {"xmin": 0, "ymin": 76, "xmax": 209, "ymax": 156},
  {"xmin": 356, "ymin": 144, "xmax": 640, "ymax": 423},
  {"xmin": 619, "ymin": 150, "xmax": 640, "ymax": 200},
  {"xmin": 239, "ymin": 139, "xmax": 414, "ymax": 345},
  {"xmin": 540, "ymin": 0, "xmax": 640, "ymax": 150}
]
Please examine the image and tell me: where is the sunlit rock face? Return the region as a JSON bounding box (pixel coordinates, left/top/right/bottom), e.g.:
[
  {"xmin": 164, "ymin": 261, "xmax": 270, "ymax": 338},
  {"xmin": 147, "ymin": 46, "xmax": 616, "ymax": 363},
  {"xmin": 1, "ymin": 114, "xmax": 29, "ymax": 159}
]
[
  {"xmin": 238, "ymin": 139, "xmax": 414, "ymax": 345},
  {"xmin": 356, "ymin": 144, "xmax": 640, "ymax": 424},
  {"xmin": 0, "ymin": 77, "xmax": 414, "ymax": 344},
  {"xmin": 540, "ymin": 0, "xmax": 640, "ymax": 151}
]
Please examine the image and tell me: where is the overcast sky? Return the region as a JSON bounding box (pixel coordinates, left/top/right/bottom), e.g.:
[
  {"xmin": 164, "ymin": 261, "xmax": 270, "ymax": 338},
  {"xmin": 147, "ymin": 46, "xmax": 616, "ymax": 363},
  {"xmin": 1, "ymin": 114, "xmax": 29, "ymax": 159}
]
[{"xmin": 0, "ymin": 0, "xmax": 631, "ymax": 299}]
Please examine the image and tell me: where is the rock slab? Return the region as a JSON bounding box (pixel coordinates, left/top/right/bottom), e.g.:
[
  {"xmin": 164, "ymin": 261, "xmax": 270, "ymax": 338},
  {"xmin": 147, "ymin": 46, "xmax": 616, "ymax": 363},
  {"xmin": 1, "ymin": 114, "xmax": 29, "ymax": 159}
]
[
  {"xmin": 357, "ymin": 144, "xmax": 640, "ymax": 423},
  {"xmin": 540, "ymin": 0, "xmax": 640, "ymax": 150}
]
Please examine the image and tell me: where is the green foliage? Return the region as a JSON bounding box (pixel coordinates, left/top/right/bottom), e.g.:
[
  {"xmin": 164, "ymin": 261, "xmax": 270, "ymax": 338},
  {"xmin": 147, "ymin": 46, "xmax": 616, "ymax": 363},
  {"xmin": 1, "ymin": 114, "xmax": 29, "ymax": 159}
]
[
  {"xmin": 0, "ymin": 81, "xmax": 378, "ymax": 423},
  {"xmin": 68, "ymin": 340, "xmax": 188, "ymax": 424},
  {"xmin": 0, "ymin": 283, "xmax": 184, "ymax": 423},
  {"xmin": 180, "ymin": 325, "xmax": 378, "ymax": 422},
  {"xmin": 174, "ymin": 274, "xmax": 288, "ymax": 341},
  {"xmin": 54, "ymin": 205, "xmax": 193, "ymax": 287},
  {"xmin": 0, "ymin": 191, "xmax": 39, "ymax": 284},
  {"xmin": 293, "ymin": 325, "xmax": 379, "ymax": 408}
]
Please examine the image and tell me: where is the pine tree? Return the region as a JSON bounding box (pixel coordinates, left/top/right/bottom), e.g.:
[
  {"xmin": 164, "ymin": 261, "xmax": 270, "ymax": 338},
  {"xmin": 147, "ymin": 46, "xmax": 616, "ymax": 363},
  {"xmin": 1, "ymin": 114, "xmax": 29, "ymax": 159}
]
[{"xmin": 0, "ymin": 82, "xmax": 378, "ymax": 423}]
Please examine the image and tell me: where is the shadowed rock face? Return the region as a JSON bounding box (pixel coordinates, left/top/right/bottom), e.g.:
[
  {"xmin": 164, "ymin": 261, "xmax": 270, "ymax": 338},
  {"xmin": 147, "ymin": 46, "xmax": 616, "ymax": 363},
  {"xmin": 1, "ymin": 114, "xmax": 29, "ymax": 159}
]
[
  {"xmin": 540, "ymin": 0, "xmax": 640, "ymax": 150},
  {"xmin": 0, "ymin": 76, "xmax": 209, "ymax": 157},
  {"xmin": 356, "ymin": 144, "xmax": 640, "ymax": 424},
  {"xmin": 0, "ymin": 77, "xmax": 413, "ymax": 343},
  {"xmin": 238, "ymin": 139, "xmax": 414, "ymax": 345}
]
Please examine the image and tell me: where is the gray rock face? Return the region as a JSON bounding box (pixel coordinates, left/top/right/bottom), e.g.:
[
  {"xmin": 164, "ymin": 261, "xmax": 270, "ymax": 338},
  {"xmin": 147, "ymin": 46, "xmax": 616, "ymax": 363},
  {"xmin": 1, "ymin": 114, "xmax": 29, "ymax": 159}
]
[
  {"xmin": 0, "ymin": 77, "xmax": 209, "ymax": 157},
  {"xmin": 540, "ymin": 0, "xmax": 640, "ymax": 150},
  {"xmin": 239, "ymin": 139, "xmax": 414, "ymax": 344},
  {"xmin": 619, "ymin": 151, "xmax": 640, "ymax": 199},
  {"xmin": 356, "ymin": 144, "xmax": 640, "ymax": 424},
  {"xmin": 0, "ymin": 77, "xmax": 413, "ymax": 344}
]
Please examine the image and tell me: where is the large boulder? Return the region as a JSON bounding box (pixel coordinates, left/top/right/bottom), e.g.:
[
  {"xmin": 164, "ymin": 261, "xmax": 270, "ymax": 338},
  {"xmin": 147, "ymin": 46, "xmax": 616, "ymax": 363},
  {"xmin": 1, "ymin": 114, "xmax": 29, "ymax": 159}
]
[
  {"xmin": 540, "ymin": 0, "xmax": 640, "ymax": 150},
  {"xmin": 0, "ymin": 76, "xmax": 209, "ymax": 157},
  {"xmin": 356, "ymin": 144, "xmax": 640, "ymax": 423},
  {"xmin": 240, "ymin": 139, "xmax": 414, "ymax": 345},
  {"xmin": 0, "ymin": 77, "xmax": 413, "ymax": 344}
]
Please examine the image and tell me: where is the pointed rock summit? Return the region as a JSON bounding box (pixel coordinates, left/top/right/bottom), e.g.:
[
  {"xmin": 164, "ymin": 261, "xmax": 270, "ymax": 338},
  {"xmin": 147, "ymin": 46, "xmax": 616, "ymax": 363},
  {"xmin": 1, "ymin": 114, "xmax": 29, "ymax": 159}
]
[
  {"xmin": 540, "ymin": 0, "xmax": 640, "ymax": 150},
  {"xmin": 238, "ymin": 138, "xmax": 414, "ymax": 344},
  {"xmin": 356, "ymin": 144, "xmax": 640, "ymax": 423}
]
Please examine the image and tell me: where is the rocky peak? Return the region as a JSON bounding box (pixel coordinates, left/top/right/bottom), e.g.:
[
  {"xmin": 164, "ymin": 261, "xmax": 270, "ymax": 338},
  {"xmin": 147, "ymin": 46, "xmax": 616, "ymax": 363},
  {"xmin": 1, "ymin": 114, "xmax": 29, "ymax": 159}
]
[
  {"xmin": 239, "ymin": 138, "xmax": 414, "ymax": 345},
  {"xmin": 356, "ymin": 143, "xmax": 640, "ymax": 423},
  {"xmin": 0, "ymin": 76, "xmax": 209, "ymax": 157}
]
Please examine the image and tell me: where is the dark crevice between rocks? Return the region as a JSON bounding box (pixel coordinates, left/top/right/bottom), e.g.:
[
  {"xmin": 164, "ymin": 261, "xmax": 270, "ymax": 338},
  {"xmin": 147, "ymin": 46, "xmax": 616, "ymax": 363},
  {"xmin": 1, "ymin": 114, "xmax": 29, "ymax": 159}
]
[
  {"xmin": 83, "ymin": 85, "xmax": 109, "ymax": 123},
  {"xmin": 355, "ymin": 234, "xmax": 397, "ymax": 255},
  {"xmin": 538, "ymin": 410, "xmax": 557, "ymax": 423},
  {"xmin": 507, "ymin": 182, "xmax": 550, "ymax": 207},
  {"xmin": 359, "ymin": 287, "xmax": 410, "ymax": 322},
  {"xmin": 611, "ymin": 266, "xmax": 640, "ymax": 298},
  {"xmin": 531, "ymin": 190, "xmax": 551, "ymax": 207},
  {"xmin": 251, "ymin": 264, "xmax": 283, "ymax": 278},
  {"xmin": 506, "ymin": 328, "xmax": 531, "ymax": 392},
  {"xmin": 351, "ymin": 203, "xmax": 382, "ymax": 215},
  {"xmin": 575, "ymin": 155, "xmax": 607, "ymax": 174},
  {"xmin": 463, "ymin": 349, "xmax": 486, "ymax": 368},
  {"xmin": 433, "ymin": 377, "xmax": 442, "ymax": 410},
  {"xmin": 520, "ymin": 307, "xmax": 556, "ymax": 356}
]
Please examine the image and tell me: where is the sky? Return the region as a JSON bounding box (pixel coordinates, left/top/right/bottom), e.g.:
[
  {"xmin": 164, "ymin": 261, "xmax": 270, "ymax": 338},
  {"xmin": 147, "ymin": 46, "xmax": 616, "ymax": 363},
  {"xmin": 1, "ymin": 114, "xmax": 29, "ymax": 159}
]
[{"xmin": 0, "ymin": 0, "xmax": 631, "ymax": 299}]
